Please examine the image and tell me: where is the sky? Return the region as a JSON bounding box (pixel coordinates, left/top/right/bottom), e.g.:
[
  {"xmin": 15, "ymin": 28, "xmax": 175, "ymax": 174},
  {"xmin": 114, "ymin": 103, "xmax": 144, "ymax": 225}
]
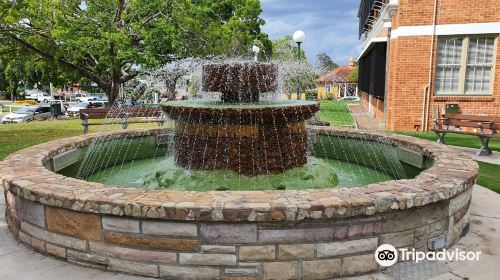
[{"xmin": 261, "ymin": 0, "xmax": 361, "ymax": 65}]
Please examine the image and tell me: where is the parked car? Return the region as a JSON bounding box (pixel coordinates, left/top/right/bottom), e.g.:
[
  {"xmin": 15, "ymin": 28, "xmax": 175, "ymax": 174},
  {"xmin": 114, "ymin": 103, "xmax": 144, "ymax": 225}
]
[
  {"xmin": 1, "ymin": 106, "xmax": 51, "ymax": 124},
  {"xmin": 66, "ymin": 102, "xmax": 89, "ymax": 117},
  {"xmin": 89, "ymin": 101, "xmax": 108, "ymax": 108},
  {"xmin": 338, "ymin": 96, "xmax": 360, "ymax": 101},
  {"xmin": 75, "ymin": 93, "xmax": 97, "ymax": 103},
  {"xmin": 25, "ymin": 91, "xmax": 53, "ymax": 103}
]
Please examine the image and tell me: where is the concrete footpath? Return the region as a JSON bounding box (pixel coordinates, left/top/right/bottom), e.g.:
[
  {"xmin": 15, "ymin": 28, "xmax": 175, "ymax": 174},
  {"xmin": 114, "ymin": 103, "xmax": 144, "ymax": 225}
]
[{"xmin": 1, "ymin": 186, "xmax": 499, "ymax": 280}]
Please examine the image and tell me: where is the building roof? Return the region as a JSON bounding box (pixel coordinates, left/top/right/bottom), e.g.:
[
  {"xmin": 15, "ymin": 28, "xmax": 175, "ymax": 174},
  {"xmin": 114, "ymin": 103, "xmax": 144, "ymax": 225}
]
[{"xmin": 316, "ymin": 65, "xmax": 356, "ymax": 84}]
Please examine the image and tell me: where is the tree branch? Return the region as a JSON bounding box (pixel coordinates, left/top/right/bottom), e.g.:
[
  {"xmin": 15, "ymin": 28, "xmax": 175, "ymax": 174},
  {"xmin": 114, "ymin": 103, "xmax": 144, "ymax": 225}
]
[{"xmin": 6, "ymin": 34, "xmax": 107, "ymax": 87}]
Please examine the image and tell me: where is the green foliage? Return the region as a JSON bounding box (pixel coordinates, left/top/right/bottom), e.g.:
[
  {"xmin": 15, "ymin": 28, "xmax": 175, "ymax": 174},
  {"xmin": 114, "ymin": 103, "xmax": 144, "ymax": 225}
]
[
  {"xmin": 0, "ymin": 0, "xmax": 271, "ymax": 101},
  {"xmin": 347, "ymin": 67, "xmax": 359, "ymax": 83},
  {"xmin": 316, "ymin": 53, "xmax": 338, "ymax": 74},
  {"xmin": 272, "ymin": 35, "xmax": 307, "ymax": 61}
]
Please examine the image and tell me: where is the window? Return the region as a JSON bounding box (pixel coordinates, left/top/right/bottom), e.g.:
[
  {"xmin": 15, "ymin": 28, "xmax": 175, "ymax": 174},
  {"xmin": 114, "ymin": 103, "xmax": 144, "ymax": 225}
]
[
  {"xmin": 435, "ymin": 36, "xmax": 496, "ymax": 95},
  {"xmin": 326, "ymin": 84, "xmax": 332, "ymax": 93}
]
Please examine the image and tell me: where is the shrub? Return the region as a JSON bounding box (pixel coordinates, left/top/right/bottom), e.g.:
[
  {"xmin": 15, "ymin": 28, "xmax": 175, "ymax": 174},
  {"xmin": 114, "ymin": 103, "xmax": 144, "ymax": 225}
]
[{"xmin": 14, "ymin": 100, "xmax": 37, "ymax": 105}]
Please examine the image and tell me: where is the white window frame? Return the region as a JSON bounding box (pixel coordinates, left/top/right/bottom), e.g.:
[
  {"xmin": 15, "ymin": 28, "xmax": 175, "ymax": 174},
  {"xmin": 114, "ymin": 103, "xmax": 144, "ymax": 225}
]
[
  {"xmin": 325, "ymin": 84, "xmax": 332, "ymax": 93},
  {"xmin": 435, "ymin": 35, "xmax": 497, "ymax": 96}
]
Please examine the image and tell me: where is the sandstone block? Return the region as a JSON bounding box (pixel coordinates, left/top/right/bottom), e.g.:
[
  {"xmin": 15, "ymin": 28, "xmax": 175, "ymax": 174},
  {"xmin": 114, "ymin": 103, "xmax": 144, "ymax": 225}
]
[
  {"xmin": 46, "ymin": 206, "xmax": 101, "ymax": 241},
  {"xmin": 142, "ymin": 221, "xmax": 197, "ymax": 237},
  {"xmin": 380, "ymin": 230, "xmax": 414, "ymax": 248},
  {"xmin": 67, "ymin": 250, "xmax": 107, "ymax": 264},
  {"xmin": 90, "ymin": 241, "xmax": 176, "ymax": 263},
  {"xmin": 239, "ymin": 245, "xmax": 276, "ymax": 261},
  {"xmin": 225, "ymin": 268, "xmax": 260, "ymax": 277},
  {"xmin": 46, "ymin": 243, "xmax": 66, "ymax": 258},
  {"xmin": 159, "ymin": 265, "xmax": 220, "ymax": 280},
  {"xmin": 259, "ymin": 227, "xmax": 334, "ymax": 243},
  {"xmin": 278, "ymin": 244, "xmax": 314, "ymax": 260},
  {"xmin": 263, "ymin": 261, "xmax": 297, "ymax": 280},
  {"xmin": 317, "ymin": 237, "xmax": 378, "ymax": 257},
  {"xmin": 103, "ymin": 231, "xmax": 198, "ymax": 251},
  {"xmin": 343, "ymin": 254, "xmax": 378, "ymax": 276},
  {"xmin": 31, "ymin": 237, "xmax": 46, "ymax": 252},
  {"xmin": 102, "ymin": 216, "xmax": 140, "ymax": 233},
  {"xmin": 302, "ymin": 259, "xmax": 341, "ymax": 280},
  {"xmin": 16, "ymin": 197, "xmax": 45, "ymax": 227},
  {"xmin": 201, "ymin": 245, "xmax": 236, "ymax": 254},
  {"xmin": 108, "ymin": 258, "xmax": 159, "ymax": 277},
  {"xmin": 179, "ymin": 253, "xmax": 237, "ymax": 266},
  {"xmin": 200, "ymin": 224, "xmax": 257, "ymax": 243}
]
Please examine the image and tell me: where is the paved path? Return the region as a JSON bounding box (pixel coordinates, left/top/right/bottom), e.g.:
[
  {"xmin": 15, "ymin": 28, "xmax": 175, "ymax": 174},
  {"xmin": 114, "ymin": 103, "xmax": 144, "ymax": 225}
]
[
  {"xmin": 1, "ymin": 186, "xmax": 499, "ymax": 280},
  {"xmin": 449, "ymin": 146, "xmax": 500, "ymax": 165},
  {"xmin": 348, "ymin": 103, "xmax": 386, "ymax": 131}
]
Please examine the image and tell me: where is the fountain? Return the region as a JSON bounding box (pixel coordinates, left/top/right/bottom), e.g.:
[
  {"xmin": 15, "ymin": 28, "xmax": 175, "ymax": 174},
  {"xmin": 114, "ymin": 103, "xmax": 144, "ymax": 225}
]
[
  {"xmin": 0, "ymin": 58, "xmax": 478, "ymax": 279},
  {"xmin": 162, "ymin": 62, "xmax": 319, "ymax": 175}
]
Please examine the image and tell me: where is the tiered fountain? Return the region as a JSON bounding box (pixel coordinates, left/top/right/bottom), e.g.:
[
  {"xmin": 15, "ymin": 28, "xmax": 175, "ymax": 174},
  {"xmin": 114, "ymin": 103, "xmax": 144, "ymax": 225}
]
[{"xmin": 162, "ymin": 62, "xmax": 319, "ymax": 176}]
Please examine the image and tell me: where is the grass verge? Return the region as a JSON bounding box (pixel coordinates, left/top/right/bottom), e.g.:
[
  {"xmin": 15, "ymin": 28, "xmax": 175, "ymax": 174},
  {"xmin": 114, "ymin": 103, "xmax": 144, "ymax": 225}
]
[
  {"xmin": 317, "ymin": 100, "xmax": 356, "ymax": 127},
  {"xmin": 399, "ymin": 131, "xmax": 500, "ymax": 193}
]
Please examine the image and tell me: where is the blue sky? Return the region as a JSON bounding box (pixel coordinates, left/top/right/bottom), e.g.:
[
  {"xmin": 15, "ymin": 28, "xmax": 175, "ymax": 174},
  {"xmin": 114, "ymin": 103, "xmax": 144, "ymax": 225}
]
[{"xmin": 261, "ymin": 0, "xmax": 360, "ymax": 65}]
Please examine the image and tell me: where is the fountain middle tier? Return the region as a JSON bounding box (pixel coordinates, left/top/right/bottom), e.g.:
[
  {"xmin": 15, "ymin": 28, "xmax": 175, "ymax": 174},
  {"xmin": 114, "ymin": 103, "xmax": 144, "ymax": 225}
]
[{"xmin": 162, "ymin": 100, "xmax": 320, "ymax": 175}]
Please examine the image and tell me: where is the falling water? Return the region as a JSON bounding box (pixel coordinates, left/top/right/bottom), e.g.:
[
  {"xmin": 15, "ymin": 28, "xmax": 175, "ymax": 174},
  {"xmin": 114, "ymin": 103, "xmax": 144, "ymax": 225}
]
[{"xmin": 70, "ymin": 57, "xmax": 418, "ymax": 191}]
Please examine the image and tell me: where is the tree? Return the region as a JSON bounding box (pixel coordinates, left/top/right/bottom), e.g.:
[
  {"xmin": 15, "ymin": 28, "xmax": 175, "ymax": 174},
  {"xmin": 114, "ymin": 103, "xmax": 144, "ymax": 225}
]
[
  {"xmin": 347, "ymin": 67, "xmax": 359, "ymax": 83},
  {"xmin": 272, "ymin": 36, "xmax": 307, "ymax": 61},
  {"xmin": 0, "ymin": 0, "xmax": 271, "ymax": 103},
  {"xmin": 316, "ymin": 52, "xmax": 338, "ymax": 74}
]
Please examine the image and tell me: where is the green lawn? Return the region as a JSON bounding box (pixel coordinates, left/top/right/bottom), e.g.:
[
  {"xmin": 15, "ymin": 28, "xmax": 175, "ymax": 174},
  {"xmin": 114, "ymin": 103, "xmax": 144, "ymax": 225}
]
[
  {"xmin": 0, "ymin": 119, "xmax": 159, "ymax": 160},
  {"xmin": 477, "ymin": 161, "xmax": 500, "ymax": 193},
  {"xmin": 317, "ymin": 100, "xmax": 356, "ymax": 127},
  {"xmin": 399, "ymin": 131, "xmax": 500, "ymax": 193},
  {"xmin": 399, "ymin": 131, "xmax": 500, "ymax": 152},
  {"xmin": 0, "ymin": 120, "xmax": 84, "ymax": 160}
]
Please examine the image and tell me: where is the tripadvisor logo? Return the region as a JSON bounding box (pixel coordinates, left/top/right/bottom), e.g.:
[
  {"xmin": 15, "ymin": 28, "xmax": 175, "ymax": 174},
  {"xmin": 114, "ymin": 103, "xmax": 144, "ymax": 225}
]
[
  {"xmin": 375, "ymin": 244, "xmax": 482, "ymax": 267},
  {"xmin": 375, "ymin": 244, "xmax": 398, "ymax": 267}
]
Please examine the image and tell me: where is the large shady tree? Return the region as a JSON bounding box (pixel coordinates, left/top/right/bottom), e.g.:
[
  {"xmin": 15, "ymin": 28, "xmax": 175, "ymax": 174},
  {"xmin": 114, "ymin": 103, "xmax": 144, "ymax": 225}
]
[{"xmin": 0, "ymin": 0, "xmax": 272, "ymax": 103}]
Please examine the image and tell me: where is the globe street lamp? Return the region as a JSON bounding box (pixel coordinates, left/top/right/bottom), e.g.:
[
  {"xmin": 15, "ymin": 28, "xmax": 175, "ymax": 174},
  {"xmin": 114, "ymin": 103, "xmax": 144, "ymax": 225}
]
[
  {"xmin": 252, "ymin": 45, "xmax": 260, "ymax": 62},
  {"xmin": 293, "ymin": 30, "xmax": 305, "ymax": 99}
]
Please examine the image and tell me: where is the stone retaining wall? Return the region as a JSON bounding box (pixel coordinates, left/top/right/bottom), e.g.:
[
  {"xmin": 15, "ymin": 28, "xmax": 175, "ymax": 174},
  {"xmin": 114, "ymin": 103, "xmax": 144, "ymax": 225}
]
[{"xmin": 0, "ymin": 128, "xmax": 478, "ymax": 280}]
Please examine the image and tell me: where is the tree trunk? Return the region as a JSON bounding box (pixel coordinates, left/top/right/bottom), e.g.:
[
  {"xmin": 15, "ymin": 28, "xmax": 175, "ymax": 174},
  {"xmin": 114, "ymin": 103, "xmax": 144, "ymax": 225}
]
[{"xmin": 107, "ymin": 82, "xmax": 120, "ymax": 105}]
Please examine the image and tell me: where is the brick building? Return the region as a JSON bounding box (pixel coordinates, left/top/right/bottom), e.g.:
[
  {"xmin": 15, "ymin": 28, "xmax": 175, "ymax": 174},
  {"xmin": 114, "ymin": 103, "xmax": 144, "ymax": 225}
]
[{"xmin": 357, "ymin": 0, "xmax": 500, "ymax": 131}]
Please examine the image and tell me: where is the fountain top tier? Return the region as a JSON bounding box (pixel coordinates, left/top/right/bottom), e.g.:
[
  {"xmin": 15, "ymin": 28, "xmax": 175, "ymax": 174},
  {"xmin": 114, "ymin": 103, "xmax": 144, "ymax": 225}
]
[{"xmin": 202, "ymin": 62, "xmax": 277, "ymax": 103}]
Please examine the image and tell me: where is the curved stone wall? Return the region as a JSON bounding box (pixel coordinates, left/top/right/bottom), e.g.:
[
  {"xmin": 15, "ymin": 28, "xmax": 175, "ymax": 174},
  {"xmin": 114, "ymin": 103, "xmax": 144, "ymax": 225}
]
[{"xmin": 0, "ymin": 128, "xmax": 478, "ymax": 280}]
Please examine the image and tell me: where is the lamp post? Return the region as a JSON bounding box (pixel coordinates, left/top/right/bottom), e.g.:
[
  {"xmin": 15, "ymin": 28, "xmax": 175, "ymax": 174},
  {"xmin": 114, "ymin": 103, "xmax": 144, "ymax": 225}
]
[
  {"xmin": 293, "ymin": 30, "xmax": 305, "ymax": 100},
  {"xmin": 252, "ymin": 45, "xmax": 260, "ymax": 62}
]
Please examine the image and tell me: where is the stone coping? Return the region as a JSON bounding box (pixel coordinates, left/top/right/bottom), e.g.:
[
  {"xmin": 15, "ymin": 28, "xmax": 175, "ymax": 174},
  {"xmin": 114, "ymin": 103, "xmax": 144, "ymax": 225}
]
[{"xmin": 0, "ymin": 127, "xmax": 478, "ymax": 222}]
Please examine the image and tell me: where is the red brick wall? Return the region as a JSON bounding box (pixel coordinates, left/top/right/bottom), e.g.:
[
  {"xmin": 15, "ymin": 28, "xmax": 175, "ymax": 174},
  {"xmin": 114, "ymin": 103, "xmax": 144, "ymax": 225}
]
[
  {"xmin": 394, "ymin": 0, "xmax": 500, "ymax": 28},
  {"xmin": 383, "ymin": 0, "xmax": 500, "ymax": 131},
  {"xmin": 386, "ymin": 36, "xmax": 433, "ymax": 131}
]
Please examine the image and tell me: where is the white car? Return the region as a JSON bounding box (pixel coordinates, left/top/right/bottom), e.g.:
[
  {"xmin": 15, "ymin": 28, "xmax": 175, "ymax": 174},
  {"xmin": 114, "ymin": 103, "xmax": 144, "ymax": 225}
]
[
  {"xmin": 338, "ymin": 96, "xmax": 360, "ymax": 102},
  {"xmin": 67, "ymin": 102, "xmax": 89, "ymax": 117},
  {"xmin": 1, "ymin": 106, "xmax": 52, "ymax": 124},
  {"xmin": 75, "ymin": 93, "xmax": 97, "ymax": 103},
  {"xmin": 25, "ymin": 92, "xmax": 53, "ymax": 103}
]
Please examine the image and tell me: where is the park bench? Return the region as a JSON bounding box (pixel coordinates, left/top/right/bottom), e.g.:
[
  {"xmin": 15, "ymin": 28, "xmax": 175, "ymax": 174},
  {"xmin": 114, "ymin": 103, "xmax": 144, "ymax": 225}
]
[
  {"xmin": 433, "ymin": 113, "xmax": 500, "ymax": 156},
  {"xmin": 80, "ymin": 107, "xmax": 166, "ymax": 134}
]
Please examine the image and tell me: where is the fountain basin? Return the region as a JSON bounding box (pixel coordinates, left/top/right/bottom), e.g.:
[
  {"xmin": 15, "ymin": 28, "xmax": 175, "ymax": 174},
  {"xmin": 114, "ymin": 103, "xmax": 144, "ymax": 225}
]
[
  {"xmin": 162, "ymin": 100, "xmax": 320, "ymax": 175},
  {"xmin": 0, "ymin": 128, "xmax": 478, "ymax": 279}
]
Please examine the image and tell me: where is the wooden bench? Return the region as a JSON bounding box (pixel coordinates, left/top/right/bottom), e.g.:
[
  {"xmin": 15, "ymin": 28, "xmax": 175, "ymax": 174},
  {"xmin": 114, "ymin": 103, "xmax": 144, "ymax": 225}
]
[
  {"xmin": 433, "ymin": 113, "xmax": 500, "ymax": 156},
  {"xmin": 80, "ymin": 107, "xmax": 166, "ymax": 134}
]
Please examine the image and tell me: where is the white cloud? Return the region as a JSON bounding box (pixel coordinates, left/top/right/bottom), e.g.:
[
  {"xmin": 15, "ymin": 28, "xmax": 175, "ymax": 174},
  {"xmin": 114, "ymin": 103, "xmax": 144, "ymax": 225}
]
[{"xmin": 261, "ymin": 0, "xmax": 361, "ymax": 65}]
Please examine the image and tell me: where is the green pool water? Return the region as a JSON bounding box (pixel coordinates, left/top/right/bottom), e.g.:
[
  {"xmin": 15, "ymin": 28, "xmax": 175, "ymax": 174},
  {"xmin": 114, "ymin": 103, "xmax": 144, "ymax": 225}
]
[
  {"xmin": 59, "ymin": 134, "xmax": 423, "ymax": 191},
  {"xmin": 80, "ymin": 156, "xmax": 404, "ymax": 191}
]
